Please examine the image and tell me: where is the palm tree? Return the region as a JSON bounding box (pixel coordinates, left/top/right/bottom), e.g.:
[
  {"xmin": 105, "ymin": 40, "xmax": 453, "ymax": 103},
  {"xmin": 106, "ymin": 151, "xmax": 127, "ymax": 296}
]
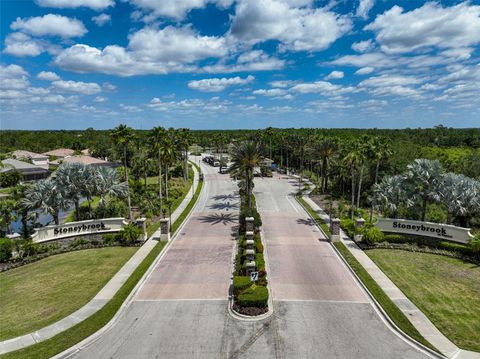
[
  {"xmin": 439, "ymin": 173, "xmax": 480, "ymax": 224},
  {"xmin": 148, "ymin": 126, "xmax": 167, "ymax": 213},
  {"xmin": 356, "ymin": 135, "xmax": 372, "ymax": 210},
  {"xmin": 404, "ymin": 159, "xmax": 442, "ymax": 221},
  {"xmin": 264, "ymin": 127, "xmax": 275, "ymax": 160},
  {"xmin": 229, "ymin": 141, "xmax": 261, "ymax": 209},
  {"xmin": 372, "ymin": 175, "xmax": 412, "ymax": 218},
  {"xmin": 162, "ymin": 129, "xmax": 179, "ymax": 201},
  {"xmin": 0, "ymin": 199, "xmax": 17, "ymax": 235},
  {"xmin": 22, "ymin": 179, "xmax": 72, "ymax": 225},
  {"xmin": 176, "ymin": 128, "xmax": 193, "ymax": 182},
  {"xmin": 11, "ymin": 183, "xmax": 31, "ymax": 238},
  {"xmin": 110, "ymin": 124, "xmax": 135, "ymax": 220},
  {"xmin": 369, "ymin": 137, "xmax": 392, "ymax": 221},
  {"xmin": 55, "ymin": 163, "xmax": 86, "ymax": 221},
  {"xmin": 317, "ymin": 137, "xmax": 338, "ymax": 193},
  {"xmin": 94, "ymin": 166, "xmax": 129, "ymax": 217},
  {"xmin": 344, "ymin": 148, "xmax": 361, "ymax": 219}
]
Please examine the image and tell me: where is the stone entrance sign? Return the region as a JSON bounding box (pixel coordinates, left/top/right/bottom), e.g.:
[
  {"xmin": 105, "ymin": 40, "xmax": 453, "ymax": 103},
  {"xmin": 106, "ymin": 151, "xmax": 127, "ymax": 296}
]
[
  {"xmin": 31, "ymin": 218, "xmax": 127, "ymax": 243},
  {"xmin": 375, "ymin": 218, "xmax": 473, "ymax": 244}
]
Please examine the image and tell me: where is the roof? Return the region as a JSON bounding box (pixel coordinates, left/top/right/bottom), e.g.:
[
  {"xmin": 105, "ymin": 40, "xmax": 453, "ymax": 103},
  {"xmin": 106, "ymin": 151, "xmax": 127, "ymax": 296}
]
[
  {"xmin": 42, "ymin": 148, "xmax": 75, "ymax": 158},
  {"xmin": 1, "ymin": 159, "xmax": 49, "ymax": 174},
  {"xmin": 60, "ymin": 155, "xmax": 113, "ymax": 166},
  {"xmin": 12, "ymin": 150, "xmax": 48, "ymax": 160}
]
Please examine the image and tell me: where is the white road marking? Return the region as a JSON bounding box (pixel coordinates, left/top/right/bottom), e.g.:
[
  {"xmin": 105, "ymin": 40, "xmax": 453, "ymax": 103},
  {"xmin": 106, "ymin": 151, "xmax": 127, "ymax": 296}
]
[{"xmin": 285, "ymin": 195, "xmax": 299, "ymax": 213}]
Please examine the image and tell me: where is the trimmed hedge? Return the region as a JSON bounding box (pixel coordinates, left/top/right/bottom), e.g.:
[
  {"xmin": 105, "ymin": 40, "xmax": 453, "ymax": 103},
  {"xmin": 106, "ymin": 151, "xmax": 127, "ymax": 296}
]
[
  {"xmin": 233, "ymin": 276, "xmax": 251, "ymax": 294},
  {"xmin": 237, "ymin": 285, "xmax": 269, "ymax": 308}
]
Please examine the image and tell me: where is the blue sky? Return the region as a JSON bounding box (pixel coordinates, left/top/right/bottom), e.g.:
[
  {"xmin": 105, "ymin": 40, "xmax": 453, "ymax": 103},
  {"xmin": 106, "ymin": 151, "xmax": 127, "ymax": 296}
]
[{"xmin": 1, "ymin": 0, "xmax": 479, "ymax": 130}]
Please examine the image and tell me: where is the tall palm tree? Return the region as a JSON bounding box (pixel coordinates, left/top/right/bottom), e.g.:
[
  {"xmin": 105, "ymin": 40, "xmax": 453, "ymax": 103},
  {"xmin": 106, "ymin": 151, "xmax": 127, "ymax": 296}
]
[
  {"xmin": 110, "ymin": 124, "xmax": 135, "ymax": 220},
  {"xmin": 370, "ymin": 137, "xmax": 392, "ymax": 221},
  {"xmin": 55, "ymin": 163, "xmax": 86, "ymax": 221},
  {"xmin": 356, "ymin": 135, "xmax": 372, "ymax": 210},
  {"xmin": 148, "ymin": 126, "xmax": 167, "ymax": 213},
  {"xmin": 177, "ymin": 128, "xmax": 193, "ymax": 181},
  {"xmin": 229, "ymin": 141, "xmax": 261, "ymax": 209},
  {"xmin": 372, "ymin": 175, "xmax": 412, "ymax": 218},
  {"xmin": 317, "ymin": 137, "xmax": 338, "ymax": 193},
  {"xmin": 0, "ymin": 199, "xmax": 17, "ymax": 235},
  {"xmin": 22, "ymin": 179, "xmax": 72, "ymax": 225},
  {"xmin": 94, "ymin": 166, "xmax": 129, "ymax": 218},
  {"xmin": 404, "ymin": 158, "xmax": 442, "ymax": 221},
  {"xmin": 162, "ymin": 129, "xmax": 179, "ymax": 201},
  {"xmin": 344, "ymin": 148, "xmax": 360, "ymax": 219},
  {"xmin": 439, "ymin": 173, "xmax": 480, "ymax": 224}
]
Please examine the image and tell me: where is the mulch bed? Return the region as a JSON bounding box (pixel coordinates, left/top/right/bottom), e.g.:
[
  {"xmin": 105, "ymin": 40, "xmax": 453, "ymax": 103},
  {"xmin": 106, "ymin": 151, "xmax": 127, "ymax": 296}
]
[{"xmin": 232, "ymin": 303, "xmax": 268, "ymax": 316}]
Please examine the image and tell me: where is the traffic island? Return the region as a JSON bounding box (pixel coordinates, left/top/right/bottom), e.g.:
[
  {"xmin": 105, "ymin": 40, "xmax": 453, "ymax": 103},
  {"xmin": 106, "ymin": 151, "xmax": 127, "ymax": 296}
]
[{"xmin": 231, "ymin": 197, "xmax": 270, "ymax": 317}]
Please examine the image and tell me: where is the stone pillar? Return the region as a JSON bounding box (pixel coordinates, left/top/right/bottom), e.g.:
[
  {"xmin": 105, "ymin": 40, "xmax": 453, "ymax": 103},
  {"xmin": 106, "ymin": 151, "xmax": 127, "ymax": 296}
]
[
  {"xmin": 246, "ymin": 248, "xmax": 255, "ymax": 261},
  {"xmin": 135, "ymin": 217, "xmax": 147, "ymax": 241},
  {"xmin": 246, "ymin": 217, "xmax": 255, "ymax": 232},
  {"xmin": 354, "ymin": 218, "xmax": 365, "ymax": 242},
  {"xmin": 331, "ymin": 218, "xmax": 341, "ymax": 242},
  {"xmin": 246, "ymin": 231, "xmax": 254, "ymax": 249},
  {"xmin": 245, "ymin": 260, "xmax": 256, "ymax": 276},
  {"xmin": 160, "ymin": 218, "xmax": 170, "ymax": 241}
]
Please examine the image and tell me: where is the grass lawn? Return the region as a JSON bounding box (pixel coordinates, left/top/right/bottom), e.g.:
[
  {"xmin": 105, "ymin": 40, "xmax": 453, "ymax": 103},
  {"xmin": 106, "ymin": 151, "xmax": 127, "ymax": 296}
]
[
  {"xmin": 366, "ymin": 249, "xmax": 480, "ymax": 352},
  {"xmin": 0, "ymin": 246, "xmax": 137, "ymax": 340},
  {"xmin": 0, "ymin": 187, "xmax": 12, "ymax": 194}
]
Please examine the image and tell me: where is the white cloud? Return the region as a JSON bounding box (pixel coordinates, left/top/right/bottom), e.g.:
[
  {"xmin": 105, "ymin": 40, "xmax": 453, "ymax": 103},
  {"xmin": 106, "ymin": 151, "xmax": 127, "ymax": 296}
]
[
  {"xmin": 92, "ymin": 13, "xmax": 111, "ymax": 26},
  {"xmin": 351, "ymin": 39, "xmax": 374, "ymax": 53},
  {"xmin": 102, "ymin": 82, "xmax": 116, "ymax": 91},
  {"xmin": 356, "ymin": 0, "xmax": 374, "ymax": 19},
  {"xmin": 4, "ymin": 32, "xmax": 44, "ymax": 57},
  {"xmin": 365, "ymin": 2, "xmax": 480, "ymax": 54},
  {"xmin": 11, "ymin": 14, "xmax": 87, "ymax": 38},
  {"xmin": 325, "ymin": 70, "xmax": 344, "ymax": 80},
  {"xmin": 52, "ymin": 80, "xmax": 101, "ymax": 94},
  {"xmin": 120, "ymin": 103, "xmax": 142, "ymax": 112},
  {"xmin": 0, "ymin": 64, "xmax": 29, "ymax": 90},
  {"xmin": 35, "ymin": 0, "xmax": 114, "ymax": 10},
  {"xmin": 55, "ymin": 26, "xmax": 227, "ymax": 76},
  {"xmin": 355, "ymin": 67, "xmax": 374, "ymax": 75},
  {"xmin": 359, "ymin": 74, "xmax": 421, "ymax": 88},
  {"xmin": 269, "ymin": 80, "xmax": 295, "ymax": 88},
  {"xmin": 128, "ymin": 0, "xmax": 234, "ymax": 20},
  {"xmin": 204, "ymin": 50, "xmax": 285, "ymax": 73},
  {"xmin": 37, "ymin": 71, "xmax": 61, "ymax": 81},
  {"xmin": 253, "ymin": 88, "xmax": 287, "ymax": 96},
  {"xmin": 188, "ymin": 75, "xmax": 254, "ymax": 92},
  {"xmin": 291, "ymin": 81, "xmax": 356, "ymax": 96},
  {"xmin": 28, "ymin": 87, "xmax": 50, "ymax": 95},
  {"xmin": 229, "ymin": 0, "xmax": 352, "ymax": 51},
  {"xmin": 94, "ymin": 96, "xmax": 107, "ymax": 102}
]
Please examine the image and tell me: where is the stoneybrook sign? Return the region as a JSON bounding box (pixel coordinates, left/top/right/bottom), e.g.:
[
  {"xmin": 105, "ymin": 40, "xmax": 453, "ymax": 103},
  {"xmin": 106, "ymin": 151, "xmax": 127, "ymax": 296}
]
[
  {"xmin": 32, "ymin": 218, "xmax": 127, "ymax": 243},
  {"xmin": 375, "ymin": 218, "xmax": 473, "ymax": 244}
]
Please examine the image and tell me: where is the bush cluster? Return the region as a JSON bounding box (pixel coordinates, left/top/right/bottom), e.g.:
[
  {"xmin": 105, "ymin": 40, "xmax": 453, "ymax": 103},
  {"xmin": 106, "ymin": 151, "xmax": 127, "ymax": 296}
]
[{"xmin": 237, "ymin": 285, "xmax": 269, "ymax": 308}]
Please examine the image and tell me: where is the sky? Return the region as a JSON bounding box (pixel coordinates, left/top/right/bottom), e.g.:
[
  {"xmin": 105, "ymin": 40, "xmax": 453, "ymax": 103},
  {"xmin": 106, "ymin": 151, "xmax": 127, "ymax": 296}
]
[{"xmin": 0, "ymin": 0, "xmax": 479, "ymax": 130}]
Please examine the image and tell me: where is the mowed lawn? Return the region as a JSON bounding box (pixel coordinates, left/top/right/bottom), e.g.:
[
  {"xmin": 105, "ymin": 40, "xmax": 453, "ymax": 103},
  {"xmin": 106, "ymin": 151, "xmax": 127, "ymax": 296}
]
[
  {"xmin": 367, "ymin": 249, "xmax": 480, "ymax": 352},
  {"xmin": 0, "ymin": 247, "xmax": 137, "ymax": 340}
]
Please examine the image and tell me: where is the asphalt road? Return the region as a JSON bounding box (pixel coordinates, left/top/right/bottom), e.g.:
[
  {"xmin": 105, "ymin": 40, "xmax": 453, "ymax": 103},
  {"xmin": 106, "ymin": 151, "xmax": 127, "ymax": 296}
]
[{"xmin": 72, "ymin": 170, "xmax": 431, "ymax": 359}]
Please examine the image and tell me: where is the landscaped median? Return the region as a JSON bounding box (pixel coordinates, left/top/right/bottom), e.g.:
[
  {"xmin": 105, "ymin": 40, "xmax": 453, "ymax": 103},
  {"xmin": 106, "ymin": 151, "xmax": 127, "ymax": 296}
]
[
  {"xmin": 2, "ymin": 164, "xmax": 204, "ymax": 359},
  {"xmin": 231, "ymin": 193, "xmax": 270, "ymax": 316}
]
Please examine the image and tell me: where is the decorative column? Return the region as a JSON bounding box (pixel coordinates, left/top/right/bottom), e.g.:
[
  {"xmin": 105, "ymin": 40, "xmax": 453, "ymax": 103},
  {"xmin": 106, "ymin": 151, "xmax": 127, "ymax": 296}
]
[
  {"xmin": 160, "ymin": 218, "xmax": 170, "ymax": 241},
  {"xmin": 331, "ymin": 218, "xmax": 341, "ymax": 242},
  {"xmin": 246, "ymin": 231, "xmax": 255, "ymax": 249},
  {"xmin": 135, "ymin": 217, "xmax": 147, "ymax": 241},
  {"xmin": 355, "ymin": 218, "xmax": 365, "ymax": 242},
  {"xmin": 246, "ymin": 217, "xmax": 255, "ymax": 232},
  {"xmin": 245, "ymin": 260, "xmax": 256, "ymax": 276}
]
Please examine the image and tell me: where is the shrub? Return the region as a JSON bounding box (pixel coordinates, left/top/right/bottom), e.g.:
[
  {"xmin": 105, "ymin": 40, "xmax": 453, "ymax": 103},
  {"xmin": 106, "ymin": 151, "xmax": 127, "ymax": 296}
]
[
  {"xmin": 255, "ymin": 240, "xmax": 264, "ymax": 254},
  {"xmin": 19, "ymin": 239, "xmax": 38, "ymax": 257},
  {"xmin": 363, "ymin": 227, "xmax": 385, "ymax": 245},
  {"xmin": 383, "ymin": 234, "xmax": 408, "ymax": 243},
  {"xmin": 0, "ymin": 238, "xmax": 13, "ymax": 262},
  {"xmin": 119, "ymin": 224, "xmax": 142, "ymax": 245},
  {"xmin": 233, "ymin": 276, "xmax": 252, "ymax": 294},
  {"xmin": 102, "ymin": 233, "xmax": 118, "ymax": 245},
  {"xmin": 237, "ymin": 285, "xmax": 269, "ymax": 308},
  {"xmin": 255, "ymin": 253, "xmax": 265, "ymax": 271},
  {"xmin": 340, "ymin": 218, "xmax": 356, "ymax": 238},
  {"xmin": 70, "ymin": 238, "xmax": 89, "ymax": 248},
  {"xmin": 0, "ymin": 170, "xmax": 21, "ymax": 187},
  {"xmin": 468, "ymin": 234, "xmax": 480, "ymax": 254}
]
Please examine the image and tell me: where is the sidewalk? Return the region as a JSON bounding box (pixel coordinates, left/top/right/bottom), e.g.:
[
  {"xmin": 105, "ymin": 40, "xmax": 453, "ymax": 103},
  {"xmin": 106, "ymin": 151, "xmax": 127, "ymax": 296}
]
[
  {"xmin": 0, "ymin": 163, "xmax": 199, "ymax": 355},
  {"xmin": 302, "ymin": 195, "xmax": 480, "ymax": 359}
]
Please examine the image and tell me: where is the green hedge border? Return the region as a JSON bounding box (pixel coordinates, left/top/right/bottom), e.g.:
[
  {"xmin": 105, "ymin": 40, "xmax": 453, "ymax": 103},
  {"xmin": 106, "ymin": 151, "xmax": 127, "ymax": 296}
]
[{"xmin": 2, "ymin": 164, "xmax": 204, "ymax": 359}]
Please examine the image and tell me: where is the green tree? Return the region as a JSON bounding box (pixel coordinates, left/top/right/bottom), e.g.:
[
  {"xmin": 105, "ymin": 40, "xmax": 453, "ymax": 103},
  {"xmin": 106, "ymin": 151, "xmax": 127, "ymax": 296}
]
[
  {"xmin": 110, "ymin": 124, "xmax": 135, "ymax": 220},
  {"xmin": 0, "ymin": 199, "xmax": 17, "ymax": 235},
  {"xmin": 229, "ymin": 141, "xmax": 261, "ymax": 209},
  {"xmin": 176, "ymin": 128, "xmax": 193, "ymax": 182},
  {"xmin": 148, "ymin": 126, "xmax": 167, "ymax": 213}
]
